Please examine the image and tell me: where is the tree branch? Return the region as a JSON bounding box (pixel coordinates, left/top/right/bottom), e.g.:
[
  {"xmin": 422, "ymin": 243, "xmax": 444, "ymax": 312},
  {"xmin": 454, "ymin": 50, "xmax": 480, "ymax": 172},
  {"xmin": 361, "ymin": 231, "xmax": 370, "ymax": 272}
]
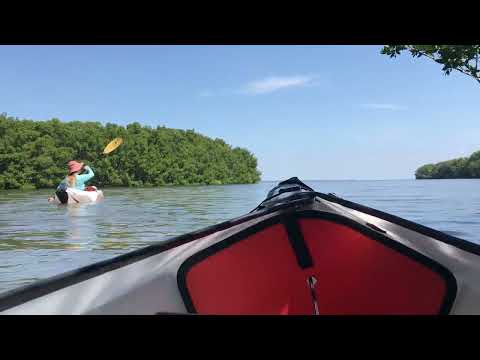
[{"xmin": 405, "ymin": 45, "xmax": 480, "ymax": 84}]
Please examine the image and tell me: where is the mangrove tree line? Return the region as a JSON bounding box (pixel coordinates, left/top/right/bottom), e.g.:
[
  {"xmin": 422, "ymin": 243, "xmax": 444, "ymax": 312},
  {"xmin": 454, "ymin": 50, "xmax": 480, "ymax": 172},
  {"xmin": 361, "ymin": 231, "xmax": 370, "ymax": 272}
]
[
  {"xmin": 416, "ymin": 150, "xmax": 480, "ymax": 179},
  {"xmin": 0, "ymin": 114, "xmax": 261, "ymax": 190}
]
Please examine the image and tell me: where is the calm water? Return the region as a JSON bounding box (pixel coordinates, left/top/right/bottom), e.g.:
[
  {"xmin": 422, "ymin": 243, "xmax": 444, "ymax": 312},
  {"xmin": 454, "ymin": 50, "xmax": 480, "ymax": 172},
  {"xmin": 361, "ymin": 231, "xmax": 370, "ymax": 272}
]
[{"xmin": 0, "ymin": 179, "xmax": 479, "ymax": 294}]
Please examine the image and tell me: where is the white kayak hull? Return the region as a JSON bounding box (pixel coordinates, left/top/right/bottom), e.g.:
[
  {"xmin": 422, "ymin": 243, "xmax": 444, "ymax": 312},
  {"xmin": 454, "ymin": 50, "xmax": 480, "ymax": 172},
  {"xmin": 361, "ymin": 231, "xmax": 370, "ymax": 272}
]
[
  {"xmin": 2, "ymin": 177, "xmax": 480, "ymax": 315},
  {"xmin": 50, "ymin": 187, "xmax": 104, "ymax": 204}
]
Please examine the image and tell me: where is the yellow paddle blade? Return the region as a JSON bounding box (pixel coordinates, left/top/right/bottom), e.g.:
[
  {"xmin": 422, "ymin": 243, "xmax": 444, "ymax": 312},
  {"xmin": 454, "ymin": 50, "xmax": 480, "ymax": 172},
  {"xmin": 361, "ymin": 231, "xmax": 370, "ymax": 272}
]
[{"xmin": 103, "ymin": 137, "xmax": 123, "ymax": 154}]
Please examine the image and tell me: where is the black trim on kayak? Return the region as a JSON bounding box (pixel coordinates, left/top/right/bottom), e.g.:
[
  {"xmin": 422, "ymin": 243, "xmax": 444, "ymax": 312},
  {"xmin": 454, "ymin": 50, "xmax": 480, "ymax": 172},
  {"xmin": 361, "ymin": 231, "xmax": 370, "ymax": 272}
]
[
  {"xmin": 267, "ymin": 177, "xmax": 314, "ymax": 197},
  {"xmin": 283, "ymin": 216, "xmax": 313, "ymax": 269},
  {"xmin": 177, "ymin": 210, "xmax": 457, "ymax": 315},
  {"xmin": 0, "ymin": 196, "xmax": 313, "ymax": 312},
  {"xmin": 248, "ymin": 177, "xmax": 315, "ymax": 213},
  {"xmin": 365, "ymin": 222, "xmax": 387, "ymax": 234},
  {"xmin": 315, "ymin": 192, "xmax": 480, "ymax": 256},
  {"xmin": 260, "ymin": 179, "xmax": 480, "ymax": 256},
  {"xmin": 263, "ymin": 177, "xmax": 480, "ymax": 256},
  {"xmin": 177, "ymin": 215, "xmax": 286, "ymax": 314},
  {"xmin": 154, "ymin": 312, "xmax": 194, "ymax": 315},
  {"xmin": 250, "ymin": 191, "xmax": 316, "ymax": 213},
  {"xmin": 294, "ymin": 211, "xmax": 457, "ymax": 315}
]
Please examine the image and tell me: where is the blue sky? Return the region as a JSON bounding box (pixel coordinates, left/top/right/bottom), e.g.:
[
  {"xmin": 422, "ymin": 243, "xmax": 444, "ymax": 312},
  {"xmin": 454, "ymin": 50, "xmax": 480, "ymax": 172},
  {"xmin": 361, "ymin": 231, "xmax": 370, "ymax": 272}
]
[{"xmin": 0, "ymin": 45, "xmax": 478, "ymax": 180}]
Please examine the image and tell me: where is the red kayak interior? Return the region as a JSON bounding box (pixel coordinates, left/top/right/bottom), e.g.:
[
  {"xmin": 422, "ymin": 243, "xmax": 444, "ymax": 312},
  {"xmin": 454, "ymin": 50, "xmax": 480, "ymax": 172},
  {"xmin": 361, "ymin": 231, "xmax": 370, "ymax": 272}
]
[{"xmin": 179, "ymin": 216, "xmax": 451, "ymax": 315}]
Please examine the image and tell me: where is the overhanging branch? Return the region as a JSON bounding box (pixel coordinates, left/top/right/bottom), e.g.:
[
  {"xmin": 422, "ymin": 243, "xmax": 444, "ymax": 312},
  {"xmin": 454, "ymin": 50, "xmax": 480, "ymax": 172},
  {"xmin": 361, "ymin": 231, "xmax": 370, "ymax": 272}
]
[{"xmin": 405, "ymin": 45, "xmax": 480, "ymax": 84}]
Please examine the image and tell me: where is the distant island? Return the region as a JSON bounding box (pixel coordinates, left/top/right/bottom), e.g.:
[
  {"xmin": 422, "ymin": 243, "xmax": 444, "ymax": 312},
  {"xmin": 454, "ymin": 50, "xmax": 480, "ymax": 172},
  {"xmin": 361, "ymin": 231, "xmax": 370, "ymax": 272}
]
[
  {"xmin": 416, "ymin": 150, "xmax": 480, "ymax": 179},
  {"xmin": 0, "ymin": 113, "xmax": 261, "ymax": 190}
]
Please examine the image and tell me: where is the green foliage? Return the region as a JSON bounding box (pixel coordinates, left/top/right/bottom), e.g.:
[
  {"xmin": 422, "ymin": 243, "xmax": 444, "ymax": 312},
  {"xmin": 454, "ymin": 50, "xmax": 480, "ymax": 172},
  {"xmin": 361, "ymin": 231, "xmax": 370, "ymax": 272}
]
[
  {"xmin": 415, "ymin": 152, "xmax": 480, "ymax": 179},
  {"xmin": 0, "ymin": 114, "xmax": 261, "ymax": 190},
  {"xmin": 381, "ymin": 45, "xmax": 480, "ymax": 84}
]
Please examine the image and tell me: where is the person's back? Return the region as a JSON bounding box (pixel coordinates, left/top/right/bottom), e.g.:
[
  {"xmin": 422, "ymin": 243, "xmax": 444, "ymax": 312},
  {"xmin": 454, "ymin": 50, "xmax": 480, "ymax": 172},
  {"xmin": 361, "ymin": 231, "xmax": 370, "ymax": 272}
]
[
  {"xmin": 57, "ymin": 161, "xmax": 95, "ymax": 191},
  {"xmin": 71, "ymin": 165, "xmax": 94, "ymax": 190}
]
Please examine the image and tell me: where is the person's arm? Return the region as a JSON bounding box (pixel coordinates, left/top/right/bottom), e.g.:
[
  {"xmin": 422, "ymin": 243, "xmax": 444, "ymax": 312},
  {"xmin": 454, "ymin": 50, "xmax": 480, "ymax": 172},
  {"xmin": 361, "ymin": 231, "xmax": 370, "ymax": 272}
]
[{"xmin": 76, "ymin": 165, "xmax": 94, "ymax": 183}]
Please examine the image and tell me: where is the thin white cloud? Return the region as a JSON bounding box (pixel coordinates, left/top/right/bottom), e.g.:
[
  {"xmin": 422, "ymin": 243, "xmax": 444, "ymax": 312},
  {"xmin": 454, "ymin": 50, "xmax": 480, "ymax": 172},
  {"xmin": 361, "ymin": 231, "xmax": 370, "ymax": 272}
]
[
  {"xmin": 361, "ymin": 103, "xmax": 407, "ymax": 111},
  {"xmin": 243, "ymin": 75, "xmax": 315, "ymax": 95},
  {"xmin": 199, "ymin": 75, "xmax": 317, "ymax": 97}
]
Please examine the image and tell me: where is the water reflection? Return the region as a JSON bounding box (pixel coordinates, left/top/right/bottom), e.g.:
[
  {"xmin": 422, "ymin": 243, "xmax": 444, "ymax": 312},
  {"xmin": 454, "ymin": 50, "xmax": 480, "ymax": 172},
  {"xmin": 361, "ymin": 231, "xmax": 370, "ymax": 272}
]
[{"xmin": 66, "ymin": 204, "xmax": 91, "ymax": 243}]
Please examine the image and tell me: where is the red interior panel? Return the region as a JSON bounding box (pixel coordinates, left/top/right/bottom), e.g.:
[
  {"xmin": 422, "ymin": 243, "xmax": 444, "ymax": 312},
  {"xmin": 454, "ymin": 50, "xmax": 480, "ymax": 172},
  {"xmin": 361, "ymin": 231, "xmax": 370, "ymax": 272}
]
[
  {"xmin": 184, "ymin": 224, "xmax": 314, "ymax": 314},
  {"xmin": 299, "ymin": 219, "xmax": 447, "ymax": 314},
  {"xmin": 183, "ymin": 218, "xmax": 448, "ymax": 315}
]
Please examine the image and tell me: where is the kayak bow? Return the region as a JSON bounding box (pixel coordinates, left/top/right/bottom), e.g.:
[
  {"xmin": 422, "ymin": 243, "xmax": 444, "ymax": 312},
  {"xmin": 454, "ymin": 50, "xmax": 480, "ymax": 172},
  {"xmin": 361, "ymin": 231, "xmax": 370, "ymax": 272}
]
[{"xmin": 1, "ymin": 177, "xmax": 479, "ymax": 315}]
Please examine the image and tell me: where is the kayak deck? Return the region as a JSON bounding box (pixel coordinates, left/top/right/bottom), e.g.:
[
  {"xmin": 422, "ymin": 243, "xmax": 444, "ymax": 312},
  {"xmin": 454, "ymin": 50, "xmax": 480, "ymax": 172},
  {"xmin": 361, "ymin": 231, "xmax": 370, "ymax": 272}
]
[{"xmin": 178, "ymin": 211, "xmax": 454, "ymax": 315}]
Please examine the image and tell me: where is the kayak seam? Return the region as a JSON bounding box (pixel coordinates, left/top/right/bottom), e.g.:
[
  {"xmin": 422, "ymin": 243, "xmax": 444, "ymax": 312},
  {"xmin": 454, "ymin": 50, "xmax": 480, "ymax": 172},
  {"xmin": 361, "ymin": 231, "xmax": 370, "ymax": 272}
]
[{"xmin": 283, "ymin": 216, "xmax": 314, "ymax": 269}]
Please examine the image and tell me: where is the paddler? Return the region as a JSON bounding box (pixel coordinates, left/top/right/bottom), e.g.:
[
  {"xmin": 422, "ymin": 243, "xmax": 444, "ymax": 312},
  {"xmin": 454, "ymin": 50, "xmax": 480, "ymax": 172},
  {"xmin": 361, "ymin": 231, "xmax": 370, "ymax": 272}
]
[
  {"xmin": 58, "ymin": 161, "xmax": 95, "ymax": 191},
  {"xmin": 49, "ymin": 161, "xmax": 95, "ymax": 203}
]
